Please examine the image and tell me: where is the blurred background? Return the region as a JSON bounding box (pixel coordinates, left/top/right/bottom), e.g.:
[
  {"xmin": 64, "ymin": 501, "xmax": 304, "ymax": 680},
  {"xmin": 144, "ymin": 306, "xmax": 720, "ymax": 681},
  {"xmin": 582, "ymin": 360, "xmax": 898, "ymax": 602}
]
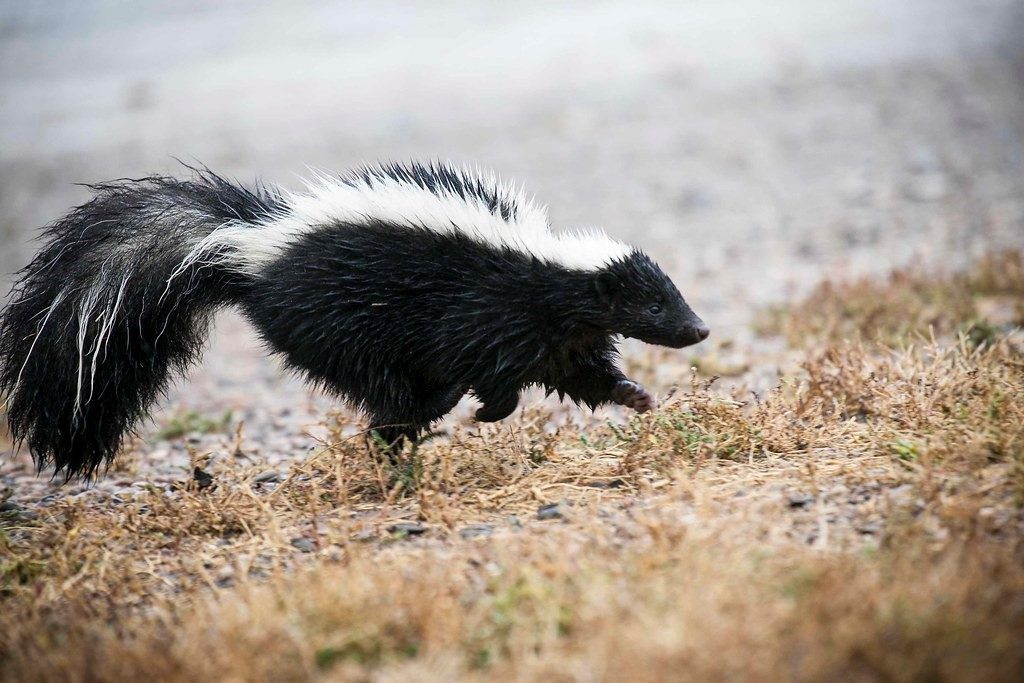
[{"xmin": 2, "ymin": 0, "xmax": 1023, "ymax": 456}]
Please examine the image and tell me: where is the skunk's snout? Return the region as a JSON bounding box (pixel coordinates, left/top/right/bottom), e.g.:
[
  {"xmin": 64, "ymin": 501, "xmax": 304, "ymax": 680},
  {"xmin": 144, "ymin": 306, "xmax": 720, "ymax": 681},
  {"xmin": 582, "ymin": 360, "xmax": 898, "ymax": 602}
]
[{"xmin": 665, "ymin": 320, "xmax": 709, "ymax": 348}]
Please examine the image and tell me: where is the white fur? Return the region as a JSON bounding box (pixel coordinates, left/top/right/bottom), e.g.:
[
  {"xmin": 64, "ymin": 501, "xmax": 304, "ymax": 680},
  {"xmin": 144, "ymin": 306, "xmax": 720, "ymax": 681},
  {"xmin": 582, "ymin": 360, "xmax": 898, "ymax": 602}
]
[
  {"xmin": 70, "ymin": 265, "xmax": 134, "ymax": 423},
  {"xmin": 181, "ymin": 164, "xmax": 632, "ymax": 276},
  {"xmin": 5, "ymin": 289, "xmax": 66, "ymax": 410}
]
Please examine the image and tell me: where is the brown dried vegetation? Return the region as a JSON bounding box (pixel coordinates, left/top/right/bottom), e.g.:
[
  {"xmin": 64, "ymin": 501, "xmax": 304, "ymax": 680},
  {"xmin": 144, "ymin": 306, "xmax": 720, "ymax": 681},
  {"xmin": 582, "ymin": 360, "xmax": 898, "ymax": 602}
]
[
  {"xmin": 756, "ymin": 249, "xmax": 1024, "ymax": 347},
  {"xmin": 1, "ymin": 252, "xmax": 1023, "ymax": 682}
]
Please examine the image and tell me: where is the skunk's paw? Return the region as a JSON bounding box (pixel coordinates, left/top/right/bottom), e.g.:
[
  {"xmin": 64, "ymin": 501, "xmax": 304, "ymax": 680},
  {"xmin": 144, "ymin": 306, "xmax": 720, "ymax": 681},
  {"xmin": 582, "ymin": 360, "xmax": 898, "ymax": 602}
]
[
  {"xmin": 612, "ymin": 380, "xmax": 656, "ymax": 413},
  {"xmin": 474, "ymin": 392, "xmax": 520, "ymax": 423}
]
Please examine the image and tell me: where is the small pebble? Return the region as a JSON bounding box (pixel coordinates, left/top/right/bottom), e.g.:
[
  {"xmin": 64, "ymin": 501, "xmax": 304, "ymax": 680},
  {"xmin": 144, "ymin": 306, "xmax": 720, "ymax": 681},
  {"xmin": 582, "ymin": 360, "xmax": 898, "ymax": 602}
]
[
  {"xmin": 537, "ymin": 502, "xmax": 565, "ymax": 520},
  {"xmin": 193, "ymin": 467, "xmax": 214, "ymax": 490},
  {"xmin": 215, "ymin": 566, "xmax": 235, "ymax": 587},
  {"xmin": 388, "ymin": 522, "xmax": 427, "ymax": 536},
  {"xmin": 787, "ymin": 492, "xmax": 814, "ymax": 509},
  {"xmin": 856, "ymin": 522, "xmax": 882, "ymax": 535},
  {"xmin": 290, "ymin": 537, "xmax": 316, "ymax": 552},
  {"xmin": 585, "ymin": 478, "xmax": 626, "ymax": 489},
  {"xmin": 459, "ymin": 524, "xmax": 494, "ymax": 539},
  {"xmin": 253, "ymin": 470, "xmax": 282, "ymax": 484}
]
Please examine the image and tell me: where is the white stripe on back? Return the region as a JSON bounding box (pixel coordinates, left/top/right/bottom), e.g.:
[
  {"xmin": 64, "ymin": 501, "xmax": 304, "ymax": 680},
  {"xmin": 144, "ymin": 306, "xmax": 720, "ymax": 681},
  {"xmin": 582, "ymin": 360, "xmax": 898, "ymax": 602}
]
[{"xmin": 181, "ymin": 163, "xmax": 632, "ymax": 276}]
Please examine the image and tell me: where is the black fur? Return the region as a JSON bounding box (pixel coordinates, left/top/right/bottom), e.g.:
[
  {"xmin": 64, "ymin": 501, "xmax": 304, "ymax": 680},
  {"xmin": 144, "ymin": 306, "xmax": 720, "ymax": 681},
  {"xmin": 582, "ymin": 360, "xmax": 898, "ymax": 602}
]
[
  {"xmin": 357, "ymin": 161, "xmax": 520, "ymax": 221},
  {"xmin": 0, "ymin": 164, "xmax": 707, "ymax": 480}
]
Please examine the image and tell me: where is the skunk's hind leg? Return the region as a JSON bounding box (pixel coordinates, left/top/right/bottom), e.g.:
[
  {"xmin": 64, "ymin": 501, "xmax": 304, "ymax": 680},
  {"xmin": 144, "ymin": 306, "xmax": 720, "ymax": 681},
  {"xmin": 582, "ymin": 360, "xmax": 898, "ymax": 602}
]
[
  {"xmin": 368, "ymin": 424, "xmax": 420, "ymax": 453},
  {"xmin": 366, "ymin": 380, "xmax": 466, "ymax": 454}
]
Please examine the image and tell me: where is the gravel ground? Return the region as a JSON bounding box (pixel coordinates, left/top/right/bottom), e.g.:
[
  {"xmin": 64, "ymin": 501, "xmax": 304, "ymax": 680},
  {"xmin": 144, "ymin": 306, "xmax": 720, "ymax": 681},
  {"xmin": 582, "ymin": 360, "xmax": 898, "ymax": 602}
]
[{"xmin": 2, "ymin": 0, "xmax": 1023, "ymax": 500}]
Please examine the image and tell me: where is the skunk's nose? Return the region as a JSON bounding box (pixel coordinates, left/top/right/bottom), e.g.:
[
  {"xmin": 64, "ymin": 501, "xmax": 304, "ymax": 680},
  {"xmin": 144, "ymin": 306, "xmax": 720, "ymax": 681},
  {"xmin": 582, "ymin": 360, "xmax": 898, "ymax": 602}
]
[{"xmin": 694, "ymin": 322, "xmax": 710, "ymax": 341}]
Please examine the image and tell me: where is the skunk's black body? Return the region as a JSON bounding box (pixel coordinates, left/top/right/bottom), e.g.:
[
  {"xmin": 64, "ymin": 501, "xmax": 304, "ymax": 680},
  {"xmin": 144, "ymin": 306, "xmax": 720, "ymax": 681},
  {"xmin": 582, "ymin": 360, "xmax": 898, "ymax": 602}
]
[
  {"xmin": 250, "ymin": 223, "xmax": 656, "ymax": 443},
  {"xmin": 1, "ymin": 163, "xmax": 708, "ymax": 479}
]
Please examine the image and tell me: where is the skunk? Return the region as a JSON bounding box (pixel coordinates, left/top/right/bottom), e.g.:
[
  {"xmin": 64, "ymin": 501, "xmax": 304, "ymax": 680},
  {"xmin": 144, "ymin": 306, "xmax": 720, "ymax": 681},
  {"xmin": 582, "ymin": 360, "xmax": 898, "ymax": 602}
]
[{"xmin": 0, "ymin": 162, "xmax": 708, "ymax": 479}]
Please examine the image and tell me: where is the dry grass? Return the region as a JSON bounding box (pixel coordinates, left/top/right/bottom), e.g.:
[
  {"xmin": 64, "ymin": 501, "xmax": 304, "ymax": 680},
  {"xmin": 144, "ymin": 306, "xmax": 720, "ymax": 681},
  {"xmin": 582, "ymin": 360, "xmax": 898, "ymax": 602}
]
[
  {"xmin": 755, "ymin": 249, "xmax": 1024, "ymax": 347},
  {"xmin": 2, "ymin": 252, "xmax": 1023, "ymax": 682}
]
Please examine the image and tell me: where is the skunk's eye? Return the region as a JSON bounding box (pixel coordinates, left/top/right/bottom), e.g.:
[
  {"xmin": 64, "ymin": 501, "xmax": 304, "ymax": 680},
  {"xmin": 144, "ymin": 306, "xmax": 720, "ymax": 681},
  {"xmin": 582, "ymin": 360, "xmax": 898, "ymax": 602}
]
[{"xmin": 648, "ymin": 303, "xmax": 663, "ymax": 315}]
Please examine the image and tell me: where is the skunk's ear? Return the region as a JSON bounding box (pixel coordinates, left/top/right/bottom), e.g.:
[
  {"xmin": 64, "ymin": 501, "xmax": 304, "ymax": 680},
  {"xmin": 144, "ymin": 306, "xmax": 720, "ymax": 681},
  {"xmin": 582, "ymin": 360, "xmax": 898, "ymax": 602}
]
[{"xmin": 594, "ymin": 271, "xmax": 620, "ymax": 308}]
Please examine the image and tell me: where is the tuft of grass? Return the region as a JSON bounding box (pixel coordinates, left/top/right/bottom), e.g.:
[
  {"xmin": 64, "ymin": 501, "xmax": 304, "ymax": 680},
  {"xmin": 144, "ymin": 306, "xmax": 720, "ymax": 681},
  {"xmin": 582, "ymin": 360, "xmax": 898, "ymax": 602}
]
[{"xmin": 155, "ymin": 409, "xmax": 234, "ymax": 440}]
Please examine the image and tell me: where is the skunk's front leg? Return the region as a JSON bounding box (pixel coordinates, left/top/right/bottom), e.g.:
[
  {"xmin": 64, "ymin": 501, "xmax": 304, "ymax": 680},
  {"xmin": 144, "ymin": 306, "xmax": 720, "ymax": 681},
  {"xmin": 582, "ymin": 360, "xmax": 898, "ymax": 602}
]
[
  {"xmin": 474, "ymin": 389, "xmax": 520, "ymax": 423},
  {"xmin": 559, "ymin": 373, "xmax": 656, "ymax": 413},
  {"xmin": 553, "ymin": 348, "xmax": 656, "ymax": 413}
]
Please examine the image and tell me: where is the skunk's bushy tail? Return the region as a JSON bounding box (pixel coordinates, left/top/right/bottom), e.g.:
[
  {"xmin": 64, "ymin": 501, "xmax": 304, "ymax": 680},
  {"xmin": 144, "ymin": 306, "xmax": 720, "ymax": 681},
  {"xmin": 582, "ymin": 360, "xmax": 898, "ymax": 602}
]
[{"xmin": 0, "ymin": 169, "xmax": 280, "ymax": 479}]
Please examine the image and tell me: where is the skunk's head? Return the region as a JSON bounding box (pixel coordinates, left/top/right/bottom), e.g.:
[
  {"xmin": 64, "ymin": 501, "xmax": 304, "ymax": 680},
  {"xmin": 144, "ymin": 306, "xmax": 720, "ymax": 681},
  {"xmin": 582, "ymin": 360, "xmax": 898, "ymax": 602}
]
[{"xmin": 591, "ymin": 251, "xmax": 709, "ymax": 349}]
